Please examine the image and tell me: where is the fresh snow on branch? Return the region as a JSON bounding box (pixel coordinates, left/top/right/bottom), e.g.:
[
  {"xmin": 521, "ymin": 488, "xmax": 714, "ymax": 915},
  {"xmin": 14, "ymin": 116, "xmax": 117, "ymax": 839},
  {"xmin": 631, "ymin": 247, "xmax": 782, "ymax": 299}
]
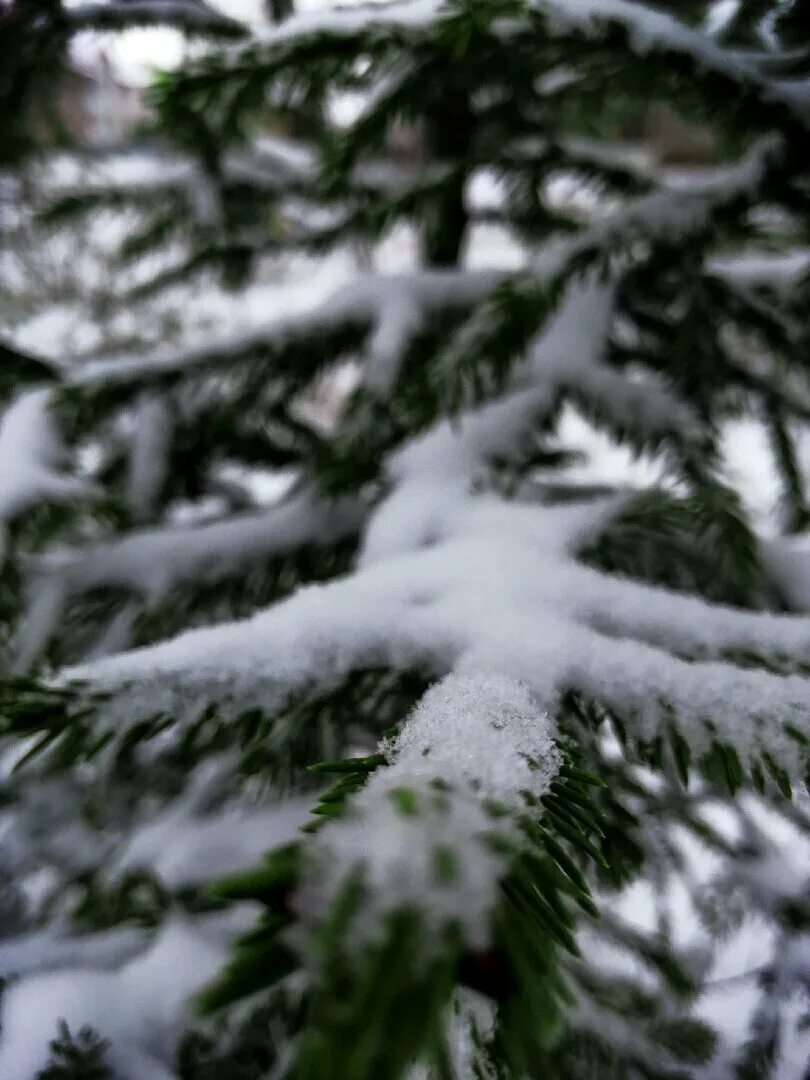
[
  {"xmin": 65, "ymin": 0, "xmax": 245, "ymax": 35},
  {"xmin": 41, "ymin": 138, "xmax": 776, "ymax": 402},
  {"xmin": 126, "ymin": 393, "xmax": 173, "ymax": 520},
  {"xmin": 0, "ymin": 389, "xmax": 94, "ymax": 536},
  {"xmin": 300, "ymin": 674, "xmax": 560, "ymax": 948},
  {"xmin": 2, "ymin": 2, "xmax": 810, "ymax": 1074},
  {"xmin": 213, "ymin": 0, "xmax": 810, "ymax": 125},
  {"xmin": 49, "ymin": 268, "xmax": 808, "ymax": 776},
  {"xmin": 10, "ymin": 489, "xmax": 365, "ymax": 669},
  {"xmin": 30, "ymin": 489, "xmax": 364, "ymax": 599},
  {"xmin": 0, "ymin": 916, "xmax": 243, "ymax": 1079},
  {"xmin": 72, "ymin": 268, "xmax": 505, "ymax": 388}
]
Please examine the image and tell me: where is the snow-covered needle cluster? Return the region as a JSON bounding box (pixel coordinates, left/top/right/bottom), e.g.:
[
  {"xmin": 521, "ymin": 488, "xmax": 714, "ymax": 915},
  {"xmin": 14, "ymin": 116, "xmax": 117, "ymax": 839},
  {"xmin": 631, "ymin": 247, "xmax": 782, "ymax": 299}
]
[
  {"xmin": 1, "ymin": 1, "xmax": 810, "ymax": 1078},
  {"xmin": 301, "ymin": 674, "xmax": 560, "ymax": 948}
]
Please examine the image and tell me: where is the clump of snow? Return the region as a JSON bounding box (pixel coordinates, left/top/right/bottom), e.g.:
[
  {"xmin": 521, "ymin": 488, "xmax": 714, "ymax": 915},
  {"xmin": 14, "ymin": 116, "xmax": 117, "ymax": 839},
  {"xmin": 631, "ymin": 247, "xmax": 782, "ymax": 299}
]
[
  {"xmin": 0, "ymin": 926, "xmax": 147, "ymax": 982},
  {"xmin": 126, "ymin": 393, "xmax": 173, "ymax": 519},
  {"xmin": 708, "ymin": 249, "xmax": 810, "ymax": 297},
  {"xmin": 298, "ymin": 674, "xmax": 559, "ymax": 948},
  {"xmin": 385, "ymin": 673, "xmax": 560, "ymax": 804},
  {"xmin": 0, "ymin": 388, "xmax": 93, "ymax": 528},
  {"xmin": 301, "ymin": 776, "xmax": 504, "ymax": 949}
]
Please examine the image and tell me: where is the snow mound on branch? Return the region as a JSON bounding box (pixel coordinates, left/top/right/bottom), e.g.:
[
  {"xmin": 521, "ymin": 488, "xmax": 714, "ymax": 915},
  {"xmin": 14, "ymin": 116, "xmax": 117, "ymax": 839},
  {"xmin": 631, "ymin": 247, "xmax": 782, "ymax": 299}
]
[
  {"xmin": 0, "ymin": 389, "xmax": 92, "ymax": 526},
  {"xmin": 387, "ymin": 673, "xmax": 561, "ymax": 803},
  {"xmin": 299, "ymin": 674, "xmax": 558, "ymax": 948}
]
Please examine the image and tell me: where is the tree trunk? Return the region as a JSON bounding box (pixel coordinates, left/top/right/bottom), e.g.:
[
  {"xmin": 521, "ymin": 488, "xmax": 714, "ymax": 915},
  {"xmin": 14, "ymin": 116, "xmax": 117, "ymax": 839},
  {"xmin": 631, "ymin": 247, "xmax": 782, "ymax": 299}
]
[
  {"xmin": 266, "ymin": 0, "xmax": 294, "ymax": 24},
  {"xmin": 422, "ymin": 89, "xmax": 475, "ymax": 268}
]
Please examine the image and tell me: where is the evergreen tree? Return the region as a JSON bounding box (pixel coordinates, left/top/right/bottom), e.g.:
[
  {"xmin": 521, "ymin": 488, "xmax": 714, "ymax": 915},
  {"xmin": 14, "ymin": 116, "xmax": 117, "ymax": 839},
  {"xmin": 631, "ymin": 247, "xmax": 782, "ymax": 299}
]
[{"xmin": 1, "ymin": 1, "xmax": 810, "ymax": 1077}]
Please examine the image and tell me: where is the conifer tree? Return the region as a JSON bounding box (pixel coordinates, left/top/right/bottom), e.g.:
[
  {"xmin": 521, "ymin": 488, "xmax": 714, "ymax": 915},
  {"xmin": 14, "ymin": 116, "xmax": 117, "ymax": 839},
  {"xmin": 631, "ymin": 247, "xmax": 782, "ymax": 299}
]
[{"xmin": 1, "ymin": 1, "xmax": 810, "ymax": 1077}]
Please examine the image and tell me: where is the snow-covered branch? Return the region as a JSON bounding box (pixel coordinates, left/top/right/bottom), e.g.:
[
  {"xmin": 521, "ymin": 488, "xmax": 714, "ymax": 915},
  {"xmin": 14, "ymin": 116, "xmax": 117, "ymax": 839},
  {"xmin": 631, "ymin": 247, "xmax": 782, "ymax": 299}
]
[
  {"xmin": 300, "ymin": 673, "xmax": 560, "ymax": 948},
  {"xmin": 72, "ymin": 268, "xmax": 505, "ymax": 390},
  {"xmin": 0, "ymin": 389, "xmax": 94, "ymax": 529},
  {"xmin": 30, "ymin": 489, "xmax": 364, "ymax": 599},
  {"xmin": 206, "ymin": 0, "xmax": 810, "ymax": 128},
  {"xmin": 64, "ymin": 476, "xmax": 808, "ymax": 774},
  {"xmin": 10, "ymin": 489, "xmax": 365, "ymax": 670},
  {"xmin": 44, "ymin": 137, "xmax": 776, "ymax": 402},
  {"xmin": 65, "ymin": 0, "xmax": 245, "ymax": 36}
]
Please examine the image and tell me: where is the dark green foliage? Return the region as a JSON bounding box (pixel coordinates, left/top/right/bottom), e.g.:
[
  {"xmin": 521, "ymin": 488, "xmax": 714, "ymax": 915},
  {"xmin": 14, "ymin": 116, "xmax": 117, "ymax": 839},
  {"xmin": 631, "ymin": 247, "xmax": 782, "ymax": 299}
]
[
  {"xmin": 735, "ymin": 991, "xmax": 782, "ymax": 1080},
  {"xmin": 178, "ymin": 994, "xmax": 301, "ymax": 1079},
  {"xmin": 774, "ymin": 0, "xmax": 810, "ymax": 45},
  {"xmin": 194, "ymin": 738, "xmax": 613, "ymax": 1075},
  {"xmin": 0, "ymin": 0, "xmax": 68, "ymax": 165},
  {"xmin": 67, "ymin": 869, "xmax": 225, "ymax": 933},
  {"xmin": 580, "ymin": 489, "xmax": 768, "ymax": 608},
  {"xmin": 36, "ymin": 1022, "xmax": 114, "ymax": 1080},
  {"xmin": 0, "ymin": 339, "xmax": 58, "ymax": 400},
  {"xmin": 290, "ymin": 906, "xmax": 459, "ymax": 1080}
]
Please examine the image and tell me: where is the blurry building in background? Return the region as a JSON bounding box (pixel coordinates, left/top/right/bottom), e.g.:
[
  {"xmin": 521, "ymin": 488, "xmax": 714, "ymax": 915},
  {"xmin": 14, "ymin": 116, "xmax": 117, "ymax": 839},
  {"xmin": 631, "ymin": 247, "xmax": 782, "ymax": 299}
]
[
  {"xmin": 619, "ymin": 103, "xmax": 717, "ymax": 165},
  {"xmin": 35, "ymin": 51, "xmax": 146, "ymax": 149}
]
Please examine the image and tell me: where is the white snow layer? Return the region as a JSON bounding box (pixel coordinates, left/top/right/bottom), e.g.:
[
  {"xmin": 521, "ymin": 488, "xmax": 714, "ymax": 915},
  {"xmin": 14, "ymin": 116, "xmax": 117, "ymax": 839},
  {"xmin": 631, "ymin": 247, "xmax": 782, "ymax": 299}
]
[
  {"xmin": 126, "ymin": 393, "xmax": 173, "ymax": 519},
  {"xmin": 64, "ymin": 277, "xmax": 809, "ymax": 773},
  {"xmin": 299, "ymin": 673, "xmax": 560, "ymax": 948},
  {"xmin": 73, "ymin": 267, "xmax": 505, "ymax": 390},
  {"xmin": 0, "ymin": 388, "xmax": 92, "ymax": 529}
]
